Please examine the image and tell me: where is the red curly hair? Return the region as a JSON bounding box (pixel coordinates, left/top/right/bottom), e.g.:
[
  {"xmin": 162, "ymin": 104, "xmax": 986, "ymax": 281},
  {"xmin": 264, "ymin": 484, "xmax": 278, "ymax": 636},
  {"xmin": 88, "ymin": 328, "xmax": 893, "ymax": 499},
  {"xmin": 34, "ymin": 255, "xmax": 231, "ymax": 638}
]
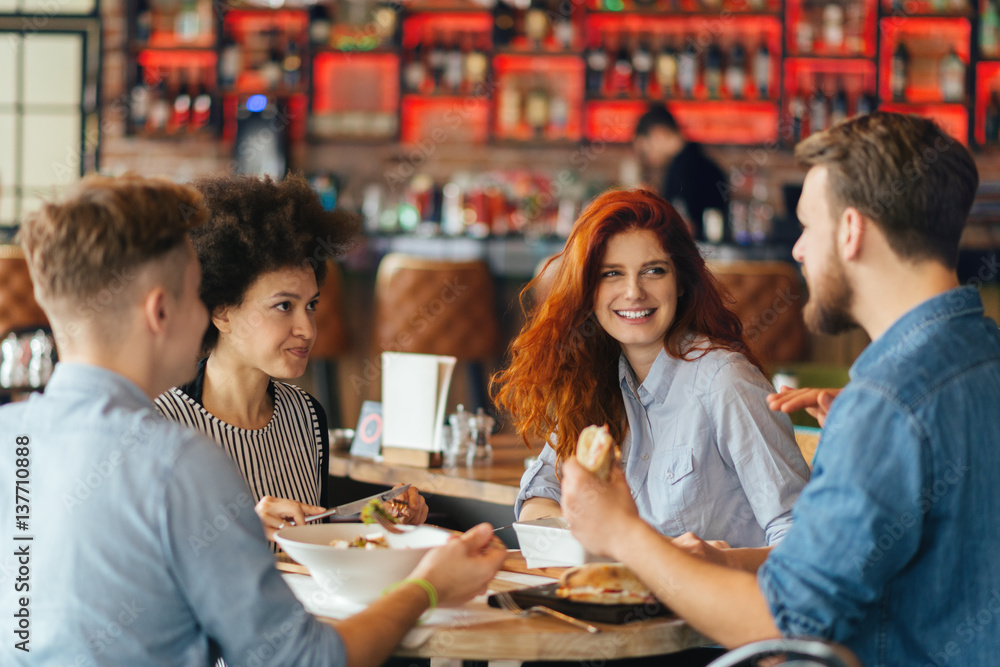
[{"xmin": 491, "ymin": 188, "xmax": 762, "ymax": 465}]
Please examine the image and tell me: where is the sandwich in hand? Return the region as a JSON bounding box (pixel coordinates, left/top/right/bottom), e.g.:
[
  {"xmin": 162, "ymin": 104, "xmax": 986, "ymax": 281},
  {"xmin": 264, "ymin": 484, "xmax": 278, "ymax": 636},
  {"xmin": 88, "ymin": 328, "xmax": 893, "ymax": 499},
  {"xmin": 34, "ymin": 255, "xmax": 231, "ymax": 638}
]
[
  {"xmin": 575, "ymin": 424, "xmax": 616, "ymax": 481},
  {"xmin": 555, "ymin": 563, "xmax": 655, "ymax": 605}
]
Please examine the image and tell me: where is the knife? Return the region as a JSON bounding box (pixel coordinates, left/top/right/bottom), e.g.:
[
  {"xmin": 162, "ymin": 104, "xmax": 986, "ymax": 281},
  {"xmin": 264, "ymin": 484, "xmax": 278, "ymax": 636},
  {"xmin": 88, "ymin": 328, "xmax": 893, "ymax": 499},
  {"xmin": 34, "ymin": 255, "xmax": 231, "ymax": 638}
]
[{"xmin": 304, "ymin": 484, "xmax": 412, "ymax": 524}]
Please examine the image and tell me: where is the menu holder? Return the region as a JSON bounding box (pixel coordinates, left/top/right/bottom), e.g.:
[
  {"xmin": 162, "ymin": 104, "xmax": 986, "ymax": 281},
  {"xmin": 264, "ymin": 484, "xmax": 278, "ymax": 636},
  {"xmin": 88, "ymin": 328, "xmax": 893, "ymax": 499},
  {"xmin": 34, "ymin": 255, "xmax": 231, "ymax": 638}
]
[{"xmin": 380, "ymin": 352, "xmax": 456, "ymax": 468}]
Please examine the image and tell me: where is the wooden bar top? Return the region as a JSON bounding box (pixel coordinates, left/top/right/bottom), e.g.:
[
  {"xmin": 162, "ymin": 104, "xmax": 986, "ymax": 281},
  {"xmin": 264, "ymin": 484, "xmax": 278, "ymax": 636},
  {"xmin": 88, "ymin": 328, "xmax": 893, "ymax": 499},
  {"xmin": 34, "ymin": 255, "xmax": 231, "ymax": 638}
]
[{"xmin": 329, "ymin": 434, "xmax": 539, "ymax": 505}]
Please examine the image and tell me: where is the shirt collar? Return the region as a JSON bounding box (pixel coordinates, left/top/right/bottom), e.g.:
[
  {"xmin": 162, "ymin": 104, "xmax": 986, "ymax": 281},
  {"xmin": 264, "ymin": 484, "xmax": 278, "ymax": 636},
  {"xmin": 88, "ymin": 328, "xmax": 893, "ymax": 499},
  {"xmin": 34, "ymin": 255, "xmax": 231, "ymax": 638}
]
[
  {"xmin": 619, "ymin": 342, "xmax": 688, "ymax": 407},
  {"xmin": 45, "ymin": 362, "xmax": 154, "ymax": 410},
  {"xmin": 850, "ymin": 285, "xmax": 984, "ymax": 379}
]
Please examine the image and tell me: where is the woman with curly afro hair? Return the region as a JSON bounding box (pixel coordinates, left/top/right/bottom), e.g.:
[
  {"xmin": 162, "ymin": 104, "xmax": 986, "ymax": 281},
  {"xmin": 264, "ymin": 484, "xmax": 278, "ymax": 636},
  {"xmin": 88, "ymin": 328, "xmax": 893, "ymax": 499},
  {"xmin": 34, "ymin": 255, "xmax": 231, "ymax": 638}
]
[
  {"xmin": 492, "ymin": 188, "xmax": 809, "ymax": 550},
  {"xmin": 155, "ymin": 173, "xmax": 428, "ymax": 540}
]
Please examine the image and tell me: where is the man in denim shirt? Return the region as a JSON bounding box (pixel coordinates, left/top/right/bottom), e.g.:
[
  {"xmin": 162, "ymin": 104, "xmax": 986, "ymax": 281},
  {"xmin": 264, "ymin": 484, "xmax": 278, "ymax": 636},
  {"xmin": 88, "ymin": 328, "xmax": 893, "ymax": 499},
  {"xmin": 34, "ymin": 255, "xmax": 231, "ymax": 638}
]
[
  {"xmin": 0, "ymin": 175, "xmax": 505, "ymax": 665},
  {"xmin": 559, "ymin": 111, "xmax": 1000, "ymax": 667}
]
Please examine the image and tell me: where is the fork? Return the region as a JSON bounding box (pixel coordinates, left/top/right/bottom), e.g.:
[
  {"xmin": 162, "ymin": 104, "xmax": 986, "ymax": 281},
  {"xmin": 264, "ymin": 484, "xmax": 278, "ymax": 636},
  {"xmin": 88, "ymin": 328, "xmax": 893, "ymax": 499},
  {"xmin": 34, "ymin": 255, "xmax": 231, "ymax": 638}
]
[
  {"xmin": 370, "ymin": 510, "xmax": 405, "ymax": 534},
  {"xmin": 493, "ymin": 591, "xmax": 601, "ymax": 633}
]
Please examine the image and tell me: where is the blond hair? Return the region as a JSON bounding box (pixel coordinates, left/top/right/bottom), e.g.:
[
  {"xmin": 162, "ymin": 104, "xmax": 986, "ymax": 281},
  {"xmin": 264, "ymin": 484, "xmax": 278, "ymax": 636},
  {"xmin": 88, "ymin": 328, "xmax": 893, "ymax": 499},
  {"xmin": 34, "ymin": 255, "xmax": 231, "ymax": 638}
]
[{"xmin": 18, "ymin": 174, "xmax": 206, "ymax": 329}]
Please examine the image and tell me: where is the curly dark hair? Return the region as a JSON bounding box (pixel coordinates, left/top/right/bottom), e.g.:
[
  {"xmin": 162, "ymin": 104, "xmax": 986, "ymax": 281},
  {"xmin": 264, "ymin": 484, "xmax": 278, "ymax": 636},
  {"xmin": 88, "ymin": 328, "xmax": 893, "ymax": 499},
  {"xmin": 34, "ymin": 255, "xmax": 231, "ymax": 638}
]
[{"xmin": 189, "ymin": 173, "xmax": 362, "ymax": 353}]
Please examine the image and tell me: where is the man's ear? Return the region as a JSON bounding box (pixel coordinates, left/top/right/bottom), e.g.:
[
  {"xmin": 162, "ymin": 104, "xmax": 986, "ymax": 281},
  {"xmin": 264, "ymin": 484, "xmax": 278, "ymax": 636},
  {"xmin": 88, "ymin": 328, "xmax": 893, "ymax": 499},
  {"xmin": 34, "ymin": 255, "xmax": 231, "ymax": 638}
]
[
  {"xmin": 838, "ymin": 207, "xmax": 865, "ymax": 263},
  {"xmin": 212, "ymin": 305, "xmax": 232, "ymax": 335},
  {"xmin": 143, "ymin": 286, "xmax": 169, "ymax": 336}
]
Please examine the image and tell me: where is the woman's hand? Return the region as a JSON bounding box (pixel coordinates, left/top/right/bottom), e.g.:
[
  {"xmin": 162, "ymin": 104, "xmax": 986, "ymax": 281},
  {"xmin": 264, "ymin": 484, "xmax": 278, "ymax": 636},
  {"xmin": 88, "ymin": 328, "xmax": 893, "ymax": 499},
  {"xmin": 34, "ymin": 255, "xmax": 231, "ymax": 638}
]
[
  {"xmin": 767, "ymin": 386, "xmax": 840, "ymax": 427},
  {"xmin": 670, "ymin": 532, "xmax": 731, "ymax": 567},
  {"xmin": 393, "ymin": 484, "xmax": 429, "ymax": 525},
  {"xmin": 254, "ymin": 495, "xmax": 325, "ymax": 542}
]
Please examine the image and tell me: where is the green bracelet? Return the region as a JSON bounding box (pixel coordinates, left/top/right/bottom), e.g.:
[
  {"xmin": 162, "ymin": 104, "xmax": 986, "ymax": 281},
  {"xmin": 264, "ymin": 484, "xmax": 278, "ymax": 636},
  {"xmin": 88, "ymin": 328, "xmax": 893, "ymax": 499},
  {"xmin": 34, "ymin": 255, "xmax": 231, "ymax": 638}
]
[{"xmin": 383, "ymin": 578, "xmax": 438, "ymax": 611}]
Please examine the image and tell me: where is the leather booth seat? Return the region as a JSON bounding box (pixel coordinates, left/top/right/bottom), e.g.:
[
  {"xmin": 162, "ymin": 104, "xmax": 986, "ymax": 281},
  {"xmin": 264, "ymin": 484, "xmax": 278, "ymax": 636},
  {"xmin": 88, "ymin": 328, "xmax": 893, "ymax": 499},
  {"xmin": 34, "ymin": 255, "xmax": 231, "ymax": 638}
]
[{"xmin": 0, "ymin": 245, "xmax": 49, "ymax": 337}]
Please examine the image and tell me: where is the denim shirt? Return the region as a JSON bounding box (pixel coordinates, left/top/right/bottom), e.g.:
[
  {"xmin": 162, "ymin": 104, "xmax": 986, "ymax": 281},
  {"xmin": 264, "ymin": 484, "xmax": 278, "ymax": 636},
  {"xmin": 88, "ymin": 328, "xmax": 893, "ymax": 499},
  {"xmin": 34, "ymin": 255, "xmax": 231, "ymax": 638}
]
[
  {"xmin": 0, "ymin": 363, "xmax": 346, "ymax": 666},
  {"xmin": 758, "ymin": 286, "xmax": 1000, "ymax": 667},
  {"xmin": 517, "ymin": 342, "xmax": 810, "ymax": 547}
]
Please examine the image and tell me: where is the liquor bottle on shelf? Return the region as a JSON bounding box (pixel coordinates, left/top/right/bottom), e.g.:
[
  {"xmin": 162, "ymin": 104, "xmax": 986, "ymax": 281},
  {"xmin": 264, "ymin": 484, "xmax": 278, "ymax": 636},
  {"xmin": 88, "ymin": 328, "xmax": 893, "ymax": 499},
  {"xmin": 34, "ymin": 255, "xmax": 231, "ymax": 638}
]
[
  {"xmin": 704, "ymin": 43, "xmax": 723, "ymax": 99},
  {"xmin": 219, "ymin": 25, "xmax": 240, "ymax": 90},
  {"xmin": 633, "ymin": 34, "xmax": 653, "ymax": 97},
  {"xmin": 809, "ymin": 81, "xmax": 828, "ymax": 135},
  {"xmin": 985, "ymin": 92, "xmax": 1000, "ymax": 144},
  {"xmin": 678, "ymin": 37, "xmax": 698, "ymax": 98},
  {"xmin": 494, "ymin": 0, "xmax": 516, "ymax": 48},
  {"xmin": 845, "ymin": 2, "xmax": 865, "ymax": 55},
  {"xmin": 856, "ymin": 91, "xmax": 877, "ymax": 114},
  {"xmin": 830, "ymin": 80, "xmax": 848, "ymax": 125},
  {"xmin": 282, "ymin": 38, "xmax": 302, "ymax": 90},
  {"xmin": 655, "ymin": 36, "xmax": 678, "ymax": 98},
  {"xmin": 585, "ymin": 34, "xmax": 609, "ymax": 96},
  {"xmin": 753, "ymin": 40, "xmax": 770, "ymax": 98},
  {"xmin": 497, "ymin": 78, "xmax": 522, "ymax": 134},
  {"xmin": 789, "ymin": 86, "xmax": 807, "ymax": 142},
  {"xmin": 261, "ymin": 40, "xmax": 284, "ymax": 90},
  {"xmin": 136, "ymin": 0, "xmax": 151, "ymax": 43},
  {"xmin": 725, "ymin": 41, "xmax": 746, "ymax": 100},
  {"xmin": 444, "ymin": 33, "xmax": 464, "ymax": 94},
  {"xmin": 464, "ymin": 32, "xmax": 489, "ymax": 94},
  {"xmin": 550, "ymin": 90, "xmax": 570, "ymax": 138},
  {"xmin": 525, "ymin": 82, "xmax": 551, "ymax": 138},
  {"xmin": 524, "ymin": 0, "xmax": 550, "ymax": 50},
  {"xmin": 796, "ymin": 15, "xmax": 815, "ymax": 54},
  {"xmin": 404, "ymin": 43, "xmax": 427, "ymax": 94},
  {"xmin": 938, "ymin": 47, "xmax": 965, "ymax": 102},
  {"xmin": 131, "ymin": 64, "xmax": 148, "ymax": 130},
  {"xmin": 175, "ymin": 0, "xmax": 200, "ymax": 43},
  {"xmin": 983, "ymin": 0, "xmax": 1000, "ymax": 58},
  {"xmin": 822, "ymin": 3, "xmax": 844, "ymax": 53},
  {"xmin": 551, "ymin": 0, "xmax": 574, "ymax": 50},
  {"xmin": 190, "ymin": 74, "xmax": 212, "ymax": 132},
  {"xmin": 891, "ymin": 41, "xmax": 910, "ymax": 102},
  {"xmin": 428, "ymin": 31, "xmax": 447, "ymax": 93},
  {"xmin": 309, "ymin": 4, "xmax": 331, "ymax": 46},
  {"xmin": 147, "ymin": 77, "xmax": 171, "ymax": 134},
  {"xmin": 169, "ymin": 72, "xmax": 191, "ymax": 134},
  {"xmin": 610, "ymin": 35, "xmax": 634, "ymax": 97}
]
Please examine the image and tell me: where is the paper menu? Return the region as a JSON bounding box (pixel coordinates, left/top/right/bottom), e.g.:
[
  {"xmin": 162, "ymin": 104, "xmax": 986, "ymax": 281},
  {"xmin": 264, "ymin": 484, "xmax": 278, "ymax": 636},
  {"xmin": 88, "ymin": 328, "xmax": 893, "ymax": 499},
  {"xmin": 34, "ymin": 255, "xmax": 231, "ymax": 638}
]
[{"xmin": 380, "ymin": 352, "xmax": 456, "ymax": 452}]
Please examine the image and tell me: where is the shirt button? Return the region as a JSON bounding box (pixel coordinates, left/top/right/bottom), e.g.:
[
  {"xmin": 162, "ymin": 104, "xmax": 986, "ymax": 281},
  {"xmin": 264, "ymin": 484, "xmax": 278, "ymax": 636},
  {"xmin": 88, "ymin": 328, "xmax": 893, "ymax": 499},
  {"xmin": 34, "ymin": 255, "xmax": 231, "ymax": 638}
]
[
  {"xmin": 642, "ymin": 453, "xmax": 649, "ymax": 460},
  {"xmin": 665, "ymin": 471, "xmax": 673, "ymax": 479}
]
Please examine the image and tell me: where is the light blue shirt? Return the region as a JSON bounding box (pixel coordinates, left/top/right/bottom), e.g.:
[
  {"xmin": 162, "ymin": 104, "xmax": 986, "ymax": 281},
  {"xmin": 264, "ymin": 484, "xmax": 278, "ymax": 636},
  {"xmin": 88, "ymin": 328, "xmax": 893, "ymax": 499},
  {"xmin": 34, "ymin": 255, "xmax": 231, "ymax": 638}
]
[
  {"xmin": 758, "ymin": 286, "xmax": 1000, "ymax": 666},
  {"xmin": 516, "ymin": 341, "xmax": 810, "ymax": 547},
  {"xmin": 0, "ymin": 363, "xmax": 346, "ymax": 666}
]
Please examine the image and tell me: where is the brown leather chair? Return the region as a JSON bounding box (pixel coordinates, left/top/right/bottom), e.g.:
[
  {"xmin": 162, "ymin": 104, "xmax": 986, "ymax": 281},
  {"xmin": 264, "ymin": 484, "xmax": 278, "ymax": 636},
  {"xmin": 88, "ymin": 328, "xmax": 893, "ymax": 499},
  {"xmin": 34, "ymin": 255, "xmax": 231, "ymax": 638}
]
[
  {"xmin": 0, "ymin": 245, "xmax": 49, "ymax": 337},
  {"xmin": 373, "ymin": 254, "xmax": 501, "ymax": 408},
  {"xmin": 309, "ymin": 261, "xmax": 351, "ymax": 425},
  {"xmin": 707, "ymin": 260, "xmax": 808, "ymax": 369}
]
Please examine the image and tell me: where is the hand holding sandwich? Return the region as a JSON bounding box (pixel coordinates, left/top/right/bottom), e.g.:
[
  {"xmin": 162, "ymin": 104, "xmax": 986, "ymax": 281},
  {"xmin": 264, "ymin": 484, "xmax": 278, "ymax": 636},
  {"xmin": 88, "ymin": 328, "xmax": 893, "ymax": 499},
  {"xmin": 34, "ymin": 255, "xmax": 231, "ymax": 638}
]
[{"xmin": 562, "ymin": 459, "xmax": 644, "ymax": 562}]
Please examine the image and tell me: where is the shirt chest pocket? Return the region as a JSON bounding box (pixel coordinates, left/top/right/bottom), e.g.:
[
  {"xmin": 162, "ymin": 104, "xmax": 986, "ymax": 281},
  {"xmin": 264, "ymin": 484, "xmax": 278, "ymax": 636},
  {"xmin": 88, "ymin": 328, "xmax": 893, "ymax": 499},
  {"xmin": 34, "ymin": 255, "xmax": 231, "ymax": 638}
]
[{"xmin": 646, "ymin": 447, "xmax": 701, "ymax": 536}]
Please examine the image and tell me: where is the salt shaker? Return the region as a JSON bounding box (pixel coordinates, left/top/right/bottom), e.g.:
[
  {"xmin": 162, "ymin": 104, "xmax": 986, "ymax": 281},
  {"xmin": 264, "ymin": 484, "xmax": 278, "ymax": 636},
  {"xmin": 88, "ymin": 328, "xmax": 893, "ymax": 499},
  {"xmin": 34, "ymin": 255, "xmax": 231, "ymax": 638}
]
[
  {"xmin": 447, "ymin": 404, "xmax": 471, "ymax": 467},
  {"xmin": 466, "ymin": 407, "xmax": 494, "ymax": 466}
]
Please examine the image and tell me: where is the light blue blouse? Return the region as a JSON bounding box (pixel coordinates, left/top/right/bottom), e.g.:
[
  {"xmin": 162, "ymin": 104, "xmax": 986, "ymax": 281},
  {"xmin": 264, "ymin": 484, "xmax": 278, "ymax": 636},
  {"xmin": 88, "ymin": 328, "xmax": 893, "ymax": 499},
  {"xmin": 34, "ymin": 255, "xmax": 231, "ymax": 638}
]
[{"xmin": 516, "ymin": 340, "xmax": 811, "ymax": 548}]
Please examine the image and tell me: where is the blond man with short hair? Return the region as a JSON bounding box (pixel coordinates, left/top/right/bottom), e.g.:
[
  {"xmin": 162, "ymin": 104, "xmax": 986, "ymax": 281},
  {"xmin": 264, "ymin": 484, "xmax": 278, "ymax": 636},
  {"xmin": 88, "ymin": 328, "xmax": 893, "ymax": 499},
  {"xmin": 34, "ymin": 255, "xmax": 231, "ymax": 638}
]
[{"xmin": 0, "ymin": 174, "xmax": 505, "ymax": 666}]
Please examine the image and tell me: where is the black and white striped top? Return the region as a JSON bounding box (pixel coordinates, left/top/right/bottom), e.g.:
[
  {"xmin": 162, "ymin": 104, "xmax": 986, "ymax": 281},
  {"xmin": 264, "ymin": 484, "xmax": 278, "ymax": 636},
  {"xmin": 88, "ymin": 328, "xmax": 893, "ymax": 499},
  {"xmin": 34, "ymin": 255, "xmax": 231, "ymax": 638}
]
[{"xmin": 154, "ymin": 362, "xmax": 329, "ymax": 510}]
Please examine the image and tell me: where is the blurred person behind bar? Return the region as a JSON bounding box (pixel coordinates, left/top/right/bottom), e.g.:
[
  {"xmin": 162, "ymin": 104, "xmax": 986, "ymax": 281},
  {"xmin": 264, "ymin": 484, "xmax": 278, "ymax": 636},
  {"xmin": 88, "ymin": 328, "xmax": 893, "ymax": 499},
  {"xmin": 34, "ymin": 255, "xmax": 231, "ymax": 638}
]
[{"xmin": 633, "ymin": 104, "xmax": 728, "ymax": 241}]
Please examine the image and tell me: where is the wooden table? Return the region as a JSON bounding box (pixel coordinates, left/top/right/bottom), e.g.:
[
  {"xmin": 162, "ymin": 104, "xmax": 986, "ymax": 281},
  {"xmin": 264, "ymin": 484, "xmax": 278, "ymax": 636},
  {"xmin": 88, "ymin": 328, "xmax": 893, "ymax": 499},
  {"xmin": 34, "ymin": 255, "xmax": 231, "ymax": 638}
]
[
  {"xmin": 329, "ymin": 435, "xmax": 535, "ymax": 505},
  {"xmin": 285, "ymin": 552, "xmax": 712, "ymax": 662}
]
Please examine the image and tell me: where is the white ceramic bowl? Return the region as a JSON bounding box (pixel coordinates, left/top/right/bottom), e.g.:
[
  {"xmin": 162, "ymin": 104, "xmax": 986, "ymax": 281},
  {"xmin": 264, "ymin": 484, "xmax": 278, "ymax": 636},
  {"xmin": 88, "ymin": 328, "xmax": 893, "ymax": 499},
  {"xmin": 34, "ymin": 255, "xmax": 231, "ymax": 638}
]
[
  {"xmin": 275, "ymin": 523, "xmax": 452, "ymax": 603},
  {"xmin": 513, "ymin": 517, "xmax": 590, "ymax": 568}
]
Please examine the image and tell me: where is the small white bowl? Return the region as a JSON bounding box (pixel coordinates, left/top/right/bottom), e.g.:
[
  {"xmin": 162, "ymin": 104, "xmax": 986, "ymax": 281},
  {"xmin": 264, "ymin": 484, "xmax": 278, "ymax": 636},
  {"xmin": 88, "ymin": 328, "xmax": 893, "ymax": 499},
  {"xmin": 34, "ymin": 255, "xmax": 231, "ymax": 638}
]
[
  {"xmin": 275, "ymin": 523, "xmax": 451, "ymax": 603},
  {"xmin": 513, "ymin": 517, "xmax": 591, "ymax": 568}
]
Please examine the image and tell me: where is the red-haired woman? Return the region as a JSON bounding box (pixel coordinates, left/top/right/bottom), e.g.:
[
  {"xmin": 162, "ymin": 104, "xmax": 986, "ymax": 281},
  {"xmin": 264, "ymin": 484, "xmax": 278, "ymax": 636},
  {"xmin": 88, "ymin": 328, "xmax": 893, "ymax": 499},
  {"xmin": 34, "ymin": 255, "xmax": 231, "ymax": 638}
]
[{"xmin": 492, "ymin": 188, "xmax": 809, "ymax": 548}]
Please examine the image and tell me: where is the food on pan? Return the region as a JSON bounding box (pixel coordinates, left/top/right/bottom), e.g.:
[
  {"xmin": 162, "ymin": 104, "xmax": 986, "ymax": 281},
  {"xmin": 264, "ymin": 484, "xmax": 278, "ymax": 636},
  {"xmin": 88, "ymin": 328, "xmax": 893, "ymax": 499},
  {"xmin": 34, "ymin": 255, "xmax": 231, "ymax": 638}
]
[
  {"xmin": 555, "ymin": 563, "xmax": 655, "ymax": 605},
  {"xmin": 329, "ymin": 533, "xmax": 389, "ymax": 550},
  {"xmin": 576, "ymin": 424, "xmax": 616, "ymax": 481}
]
